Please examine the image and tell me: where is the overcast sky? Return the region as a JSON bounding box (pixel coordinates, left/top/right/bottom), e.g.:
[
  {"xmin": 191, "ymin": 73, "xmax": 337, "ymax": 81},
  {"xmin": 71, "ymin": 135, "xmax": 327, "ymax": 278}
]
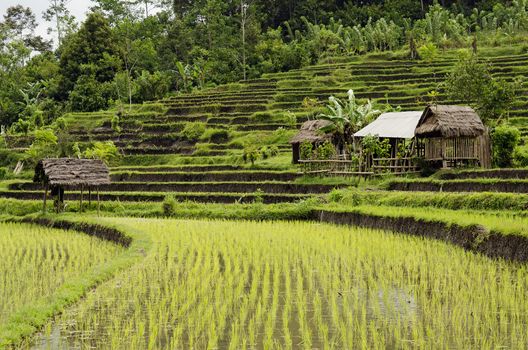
[{"xmin": 0, "ymin": 0, "xmax": 93, "ymax": 44}]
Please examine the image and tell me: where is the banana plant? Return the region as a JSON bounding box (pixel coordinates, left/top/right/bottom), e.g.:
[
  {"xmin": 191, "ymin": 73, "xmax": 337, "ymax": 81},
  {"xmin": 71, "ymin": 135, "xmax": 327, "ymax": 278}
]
[
  {"xmin": 175, "ymin": 61, "xmax": 192, "ymax": 92},
  {"xmin": 318, "ymin": 90, "xmax": 380, "ymax": 154}
]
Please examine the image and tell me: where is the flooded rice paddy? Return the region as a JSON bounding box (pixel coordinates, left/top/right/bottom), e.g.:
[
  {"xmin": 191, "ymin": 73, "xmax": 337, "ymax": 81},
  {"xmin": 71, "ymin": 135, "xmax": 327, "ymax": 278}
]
[{"xmin": 28, "ymin": 219, "xmax": 528, "ymax": 349}]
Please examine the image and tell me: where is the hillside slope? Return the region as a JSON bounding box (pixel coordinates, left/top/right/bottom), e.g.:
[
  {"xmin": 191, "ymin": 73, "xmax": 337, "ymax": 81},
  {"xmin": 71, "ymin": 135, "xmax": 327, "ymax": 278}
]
[{"xmin": 3, "ymin": 46, "xmax": 528, "ymax": 203}]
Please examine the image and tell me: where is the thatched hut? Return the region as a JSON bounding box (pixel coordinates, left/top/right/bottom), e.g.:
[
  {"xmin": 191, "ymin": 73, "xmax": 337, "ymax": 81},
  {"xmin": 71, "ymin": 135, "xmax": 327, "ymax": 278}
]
[
  {"xmin": 289, "ymin": 120, "xmax": 333, "ymax": 164},
  {"xmin": 34, "ymin": 158, "xmax": 110, "ymax": 213},
  {"xmin": 415, "ymin": 105, "xmax": 491, "ymax": 168}
]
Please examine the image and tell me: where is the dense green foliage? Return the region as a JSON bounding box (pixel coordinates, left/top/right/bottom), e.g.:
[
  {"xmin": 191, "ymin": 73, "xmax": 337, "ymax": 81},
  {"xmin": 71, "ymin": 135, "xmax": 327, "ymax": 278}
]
[
  {"xmin": 492, "ymin": 124, "xmax": 521, "ymax": 167},
  {"xmin": 444, "ymin": 54, "xmax": 519, "ymax": 121},
  {"xmin": 1, "ymin": 0, "xmax": 528, "ymax": 129}
]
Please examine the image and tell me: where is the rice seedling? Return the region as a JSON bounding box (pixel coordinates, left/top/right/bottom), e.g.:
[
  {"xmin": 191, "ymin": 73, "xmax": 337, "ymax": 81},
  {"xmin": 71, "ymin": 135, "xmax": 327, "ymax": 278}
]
[
  {"xmin": 32, "ymin": 218, "xmax": 528, "ymax": 349},
  {"xmin": 0, "ymin": 222, "xmax": 123, "ymax": 326}
]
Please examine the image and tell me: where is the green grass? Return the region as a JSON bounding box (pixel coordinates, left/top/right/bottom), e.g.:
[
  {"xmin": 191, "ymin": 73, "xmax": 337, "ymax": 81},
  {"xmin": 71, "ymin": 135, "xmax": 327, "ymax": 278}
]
[
  {"xmin": 0, "ymin": 198, "xmax": 317, "ymax": 220},
  {"xmin": 330, "ymin": 188, "xmax": 528, "ymax": 212},
  {"xmin": 324, "ymin": 204, "xmax": 528, "ymax": 237},
  {"xmin": 389, "ymin": 178, "xmax": 528, "ymax": 185}
]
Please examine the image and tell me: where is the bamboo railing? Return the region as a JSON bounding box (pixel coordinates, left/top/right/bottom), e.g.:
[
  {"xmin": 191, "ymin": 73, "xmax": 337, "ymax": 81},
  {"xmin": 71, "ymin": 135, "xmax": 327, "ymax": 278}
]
[{"xmin": 299, "ymin": 157, "xmax": 419, "ymax": 177}]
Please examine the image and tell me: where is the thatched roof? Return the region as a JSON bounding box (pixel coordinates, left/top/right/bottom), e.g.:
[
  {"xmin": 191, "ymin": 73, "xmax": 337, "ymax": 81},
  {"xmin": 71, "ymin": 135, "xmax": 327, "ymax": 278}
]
[
  {"xmin": 34, "ymin": 158, "xmax": 110, "ymax": 186},
  {"xmin": 354, "ymin": 111, "xmax": 423, "ymax": 139},
  {"xmin": 290, "ymin": 120, "xmax": 333, "ymax": 144},
  {"xmin": 415, "ymin": 105, "xmax": 486, "ymax": 138}
]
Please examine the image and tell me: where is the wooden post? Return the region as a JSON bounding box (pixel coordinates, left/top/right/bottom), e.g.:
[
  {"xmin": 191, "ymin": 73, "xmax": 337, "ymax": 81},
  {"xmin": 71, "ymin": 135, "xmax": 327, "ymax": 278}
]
[
  {"xmin": 97, "ymin": 188, "xmax": 100, "ymax": 216},
  {"xmin": 88, "ymin": 187, "xmax": 92, "ymax": 208},
  {"xmin": 441, "ymin": 139, "xmax": 448, "ymax": 168},
  {"xmin": 42, "ymin": 183, "xmax": 48, "ymax": 214},
  {"xmin": 80, "ymin": 185, "xmax": 83, "ymax": 213},
  {"xmin": 58, "ymin": 186, "xmax": 64, "ymax": 213}
]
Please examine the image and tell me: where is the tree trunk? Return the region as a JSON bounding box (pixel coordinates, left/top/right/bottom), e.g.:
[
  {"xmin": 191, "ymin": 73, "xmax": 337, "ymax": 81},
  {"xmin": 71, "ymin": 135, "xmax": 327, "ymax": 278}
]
[
  {"xmin": 241, "ymin": 0, "xmax": 247, "ymax": 81},
  {"xmin": 54, "ymin": 0, "xmax": 63, "ymax": 46}
]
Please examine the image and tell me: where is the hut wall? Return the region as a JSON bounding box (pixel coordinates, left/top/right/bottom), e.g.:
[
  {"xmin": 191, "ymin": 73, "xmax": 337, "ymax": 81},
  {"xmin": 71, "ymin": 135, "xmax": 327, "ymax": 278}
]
[
  {"xmin": 476, "ymin": 132, "xmax": 492, "ymax": 168},
  {"xmin": 421, "ymin": 136, "xmax": 490, "ymax": 168}
]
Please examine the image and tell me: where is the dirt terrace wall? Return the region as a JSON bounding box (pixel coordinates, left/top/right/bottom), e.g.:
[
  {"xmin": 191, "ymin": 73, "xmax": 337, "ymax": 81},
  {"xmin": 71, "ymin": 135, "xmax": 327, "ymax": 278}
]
[
  {"xmin": 12, "ymin": 182, "xmax": 340, "ymax": 194},
  {"xmin": 439, "ymin": 169, "xmax": 528, "ymax": 180},
  {"xmin": 113, "ymin": 165, "xmax": 243, "ymax": 172},
  {"xmin": 111, "ymin": 172, "xmax": 298, "ymax": 183},
  {"xmin": 14, "ymin": 217, "xmax": 132, "ymax": 247},
  {"xmin": 0, "ymin": 190, "xmax": 306, "ymax": 204},
  {"xmin": 388, "ymin": 181, "xmax": 528, "ymax": 193},
  {"xmin": 317, "ymin": 210, "xmax": 528, "ymax": 263}
]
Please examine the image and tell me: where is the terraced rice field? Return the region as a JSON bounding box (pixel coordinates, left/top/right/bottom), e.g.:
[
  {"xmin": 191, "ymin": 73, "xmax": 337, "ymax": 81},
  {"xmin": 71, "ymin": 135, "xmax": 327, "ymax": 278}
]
[
  {"xmin": 0, "ymin": 222, "xmax": 124, "ymax": 327},
  {"xmin": 29, "ymin": 218, "xmax": 528, "ymax": 349},
  {"xmin": 3, "ymin": 46, "xmax": 528, "ymax": 205}
]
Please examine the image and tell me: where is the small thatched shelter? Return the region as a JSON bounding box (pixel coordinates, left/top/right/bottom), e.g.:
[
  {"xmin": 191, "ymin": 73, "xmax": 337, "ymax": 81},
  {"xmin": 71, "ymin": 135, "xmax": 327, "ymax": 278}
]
[
  {"xmin": 415, "ymin": 105, "xmax": 491, "ymax": 168},
  {"xmin": 34, "ymin": 158, "xmax": 110, "ymax": 213},
  {"xmin": 289, "ymin": 120, "xmax": 333, "ymax": 163}
]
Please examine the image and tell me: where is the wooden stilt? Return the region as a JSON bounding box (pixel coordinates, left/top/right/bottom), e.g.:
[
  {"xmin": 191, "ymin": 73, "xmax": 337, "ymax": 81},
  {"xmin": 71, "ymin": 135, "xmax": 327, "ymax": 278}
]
[
  {"xmin": 42, "ymin": 183, "xmax": 48, "ymax": 214},
  {"xmin": 97, "ymin": 188, "xmax": 100, "ymax": 216},
  {"xmin": 88, "ymin": 187, "xmax": 92, "ymax": 207},
  {"xmin": 59, "ymin": 186, "xmax": 64, "ymax": 213},
  {"xmin": 80, "ymin": 185, "xmax": 84, "ymax": 213}
]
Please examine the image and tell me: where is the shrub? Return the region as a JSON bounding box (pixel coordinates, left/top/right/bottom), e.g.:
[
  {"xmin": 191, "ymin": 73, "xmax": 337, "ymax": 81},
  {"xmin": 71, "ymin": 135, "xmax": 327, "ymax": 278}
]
[
  {"xmin": 300, "ymin": 141, "xmax": 314, "ymax": 160},
  {"xmin": 514, "ymin": 145, "xmax": 528, "ymax": 167},
  {"xmin": 286, "ymin": 111, "xmax": 297, "ymax": 127},
  {"xmin": 181, "ymin": 122, "xmax": 206, "ymax": 141},
  {"xmin": 361, "ymin": 135, "xmax": 390, "ymax": 158},
  {"xmin": 162, "ymin": 195, "xmax": 178, "ymax": 216},
  {"xmin": 242, "ymin": 147, "xmax": 260, "ymax": 166},
  {"xmin": 0, "ymin": 167, "xmax": 7, "ymax": 180},
  {"xmin": 84, "ymin": 141, "xmax": 121, "ymax": 165},
  {"xmin": 111, "ymin": 114, "xmax": 121, "ymax": 133},
  {"xmin": 25, "ymin": 129, "xmax": 59, "ymax": 165},
  {"xmin": 134, "ymin": 70, "xmax": 171, "ymax": 102},
  {"xmin": 270, "ymin": 127, "xmax": 291, "ymax": 144},
  {"xmin": 53, "ymin": 117, "xmax": 67, "ymax": 132},
  {"xmin": 10, "ymin": 118, "xmax": 32, "ymax": 135},
  {"xmin": 72, "ymin": 142, "xmax": 82, "ymax": 159},
  {"xmin": 445, "ymin": 55, "xmax": 518, "ymax": 121},
  {"xmin": 251, "ymin": 112, "xmax": 272, "ymax": 122},
  {"xmin": 315, "ymin": 140, "xmax": 337, "ymax": 160},
  {"xmin": 302, "ymin": 97, "xmax": 321, "ymax": 116},
  {"xmin": 200, "ymin": 128, "xmax": 230, "ymax": 143},
  {"xmin": 0, "ymin": 149, "xmax": 21, "ymax": 167},
  {"xmin": 492, "ymin": 125, "xmax": 521, "ymax": 167},
  {"xmin": 329, "ymin": 188, "xmax": 344, "ymax": 203},
  {"xmin": 269, "ymin": 146, "xmax": 280, "ymax": 157},
  {"xmin": 260, "ymin": 146, "xmax": 270, "ymax": 159},
  {"xmin": 253, "ymin": 189, "xmax": 265, "ymax": 204},
  {"xmin": 417, "ymin": 43, "xmax": 439, "ymax": 62},
  {"xmin": 68, "ymin": 74, "xmax": 109, "ymax": 112}
]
